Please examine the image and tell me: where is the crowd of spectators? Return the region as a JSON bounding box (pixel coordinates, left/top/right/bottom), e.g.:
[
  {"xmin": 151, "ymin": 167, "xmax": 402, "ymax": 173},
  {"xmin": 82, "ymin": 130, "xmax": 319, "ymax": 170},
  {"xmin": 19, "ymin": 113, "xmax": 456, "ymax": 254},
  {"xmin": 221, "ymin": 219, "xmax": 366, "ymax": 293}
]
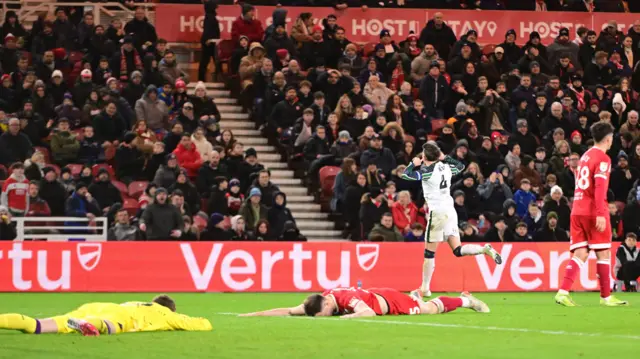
[
  {"xmin": 0, "ymin": 5, "xmax": 305, "ymax": 241},
  {"xmin": 225, "ymin": 4, "xmax": 640, "ymax": 244}
]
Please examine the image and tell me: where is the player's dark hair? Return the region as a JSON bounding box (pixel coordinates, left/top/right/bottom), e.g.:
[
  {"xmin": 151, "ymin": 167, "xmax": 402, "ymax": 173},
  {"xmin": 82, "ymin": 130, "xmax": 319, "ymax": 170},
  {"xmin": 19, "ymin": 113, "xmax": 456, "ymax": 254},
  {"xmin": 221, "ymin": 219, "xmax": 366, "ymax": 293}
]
[
  {"xmin": 626, "ymin": 233, "xmax": 637, "ymax": 240},
  {"xmin": 303, "ymin": 294, "xmax": 325, "ymax": 316},
  {"xmin": 590, "ymin": 122, "xmax": 614, "ymax": 143},
  {"xmin": 153, "ymin": 295, "xmax": 176, "ymax": 312},
  {"xmin": 422, "ymin": 143, "xmax": 441, "ymax": 161}
]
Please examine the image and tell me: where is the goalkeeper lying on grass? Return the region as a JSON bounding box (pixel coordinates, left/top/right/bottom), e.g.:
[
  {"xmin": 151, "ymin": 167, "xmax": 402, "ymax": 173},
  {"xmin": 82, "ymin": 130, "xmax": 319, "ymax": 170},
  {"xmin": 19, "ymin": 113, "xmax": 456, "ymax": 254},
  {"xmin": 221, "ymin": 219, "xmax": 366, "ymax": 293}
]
[{"xmin": 0, "ymin": 295, "xmax": 212, "ymax": 336}]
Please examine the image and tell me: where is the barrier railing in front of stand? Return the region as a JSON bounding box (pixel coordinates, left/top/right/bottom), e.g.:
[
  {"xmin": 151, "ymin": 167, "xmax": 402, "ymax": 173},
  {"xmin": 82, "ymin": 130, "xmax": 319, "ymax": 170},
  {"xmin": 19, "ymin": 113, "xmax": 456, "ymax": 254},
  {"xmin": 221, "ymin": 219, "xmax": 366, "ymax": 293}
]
[{"xmin": 12, "ymin": 217, "xmax": 108, "ymax": 241}]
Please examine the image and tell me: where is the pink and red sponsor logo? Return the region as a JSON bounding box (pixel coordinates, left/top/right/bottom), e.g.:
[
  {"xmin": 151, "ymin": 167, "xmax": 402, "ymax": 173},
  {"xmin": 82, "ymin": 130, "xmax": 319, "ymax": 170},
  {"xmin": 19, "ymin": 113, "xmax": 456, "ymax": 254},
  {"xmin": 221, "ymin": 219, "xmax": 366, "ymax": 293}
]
[
  {"xmin": 0, "ymin": 242, "xmax": 618, "ymax": 292},
  {"xmin": 155, "ymin": 5, "xmax": 639, "ymax": 45}
]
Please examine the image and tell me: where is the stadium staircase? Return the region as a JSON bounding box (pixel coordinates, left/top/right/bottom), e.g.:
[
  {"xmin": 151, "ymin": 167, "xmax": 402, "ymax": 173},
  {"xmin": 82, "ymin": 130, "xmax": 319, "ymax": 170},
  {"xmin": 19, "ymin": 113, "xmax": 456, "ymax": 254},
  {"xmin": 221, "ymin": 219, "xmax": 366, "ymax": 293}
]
[{"xmin": 186, "ymin": 82, "xmax": 342, "ymax": 241}]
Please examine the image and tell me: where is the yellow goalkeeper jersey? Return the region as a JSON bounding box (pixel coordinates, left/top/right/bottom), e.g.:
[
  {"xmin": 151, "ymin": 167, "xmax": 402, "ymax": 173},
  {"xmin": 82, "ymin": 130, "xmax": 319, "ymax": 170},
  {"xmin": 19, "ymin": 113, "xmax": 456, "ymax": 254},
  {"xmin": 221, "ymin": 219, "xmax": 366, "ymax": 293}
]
[{"xmin": 67, "ymin": 302, "xmax": 212, "ymax": 333}]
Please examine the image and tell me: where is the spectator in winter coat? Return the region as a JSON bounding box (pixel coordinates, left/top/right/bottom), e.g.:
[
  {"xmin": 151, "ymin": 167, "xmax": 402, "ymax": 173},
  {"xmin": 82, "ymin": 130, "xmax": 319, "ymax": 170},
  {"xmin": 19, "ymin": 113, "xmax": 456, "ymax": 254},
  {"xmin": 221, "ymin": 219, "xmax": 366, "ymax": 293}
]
[
  {"xmin": 548, "ymin": 27, "xmax": 581, "ymax": 71},
  {"xmin": 158, "ymin": 50, "xmax": 189, "ymax": 85},
  {"xmin": 124, "ymin": 7, "xmax": 157, "ymax": 51},
  {"xmin": 88, "ymin": 168, "xmax": 122, "ymax": 214},
  {"xmin": 584, "ymin": 51, "xmax": 615, "ymax": 88},
  {"xmin": 230, "ymin": 4, "xmax": 263, "ymax": 44},
  {"xmin": 597, "ymin": 20, "xmax": 625, "ymax": 55},
  {"xmin": 115, "ymin": 132, "xmax": 146, "ymax": 183},
  {"xmin": 238, "ymin": 188, "xmax": 269, "ymax": 232},
  {"xmin": 267, "ymin": 191, "xmax": 296, "ymax": 238},
  {"xmin": 196, "ymin": 150, "xmax": 229, "ymax": 197},
  {"xmin": 239, "ymin": 42, "xmax": 266, "ymax": 86},
  {"xmin": 77, "ymin": 126, "xmax": 104, "ymax": 164},
  {"xmin": 534, "ymin": 211, "xmax": 569, "ymax": 242},
  {"xmin": 411, "ymin": 44, "xmax": 439, "ymax": 84},
  {"xmin": 478, "ymin": 90, "xmax": 509, "ymax": 135},
  {"xmin": 369, "ymin": 212, "xmax": 405, "ymax": 242},
  {"xmin": 483, "ymin": 216, "xmax": 515, "ymax": 242},
  {"xmin": 107, "ymin": 208, "xmax": 143, "ymax": 240},
  {"xmin": 153, "ymin": 153, "xmax": 180, "ymax": 189},
  {"xmin": 0, "ymin": 118, "xmax": 33, "ymax": 167},
  {"xmin": 418, "ymin": 61, "xmax": 449, "ymax": 119},
  {"xmin": 247, "ymin": 170, "xmax": 279, "ymax": 208},
  {"xmin": 172, "ymin": 134, "xmax": 203, "ymax": 178},
  {"xmin": 542, "ymin": 185, "xmax": 571, "ymax": 230},
  {"xmin": 1, "ymin": 163, "xmax": 29, "ymax": 216},
  {"xmin": 190, "ymin": 81, "xmax": 222, "ymax": 123},
  {"xmin": 25, "ymin": 181, "xmax": 51, "ymax": 218},
  {"xmin": 39, "ymin": 167, "xmax": 67, "ymax": 216},
  {"xmin": 477, "ymin": 171, "xmax": 513, "ymax": 215},
  {"xmin": 135, "ymin": 85, "xmax": 169, "ymax": 132},
  {"xmin": 360, "ymin": 135, "xmax": 397, "ymax": 178},
  {"xmin": 344, "ymin": 173, "xmax": 368, "ymax": 240},
  {"xmin": 610, "ymin": 152, "xmax": 640, "ymax": 202},
  {"xmin": 391, "ymin": 191, "xmax": 418, "ymax": 234},
  {"xmin": 169, "ymin": 169, "xmax": 200, "ymax": 216},
  {"xmin": 498, "ymin": 29, "xmax": 522, "ymax": 65},
  {"xmin": 122, "ymin": 71, "xmax": 145, "ymax": 108},
  {"xmin": 109, "ymin": 35, "xmax": 144, "ymax": 83},
  {"xmin": 64, "ymin": 182, "xmax": 101, "ymax": 221},
  {"xmin": 505, "ymin": 143, "xmax": 522, "ymax": 173},
  {"xmin": 139, "ymin": 187, "xmax": 183, "ymax": 240},
  {"xmin": 513, "ymin": 155, "xmax": 542, "ymax": 190},
  {"xmin": 359, "ymin": 187, "xmax": 389, "ymax": 240},
  {"xmin": 418, "ymin": 13, "xmax": 457, "ymax": 61},
  {"xmin": 92, "ymin": 101, "xmax": 126, "ymax": 145},
  {"xmin": 513, "ymin": 179, "xmax": 537, "ymax": 218}
]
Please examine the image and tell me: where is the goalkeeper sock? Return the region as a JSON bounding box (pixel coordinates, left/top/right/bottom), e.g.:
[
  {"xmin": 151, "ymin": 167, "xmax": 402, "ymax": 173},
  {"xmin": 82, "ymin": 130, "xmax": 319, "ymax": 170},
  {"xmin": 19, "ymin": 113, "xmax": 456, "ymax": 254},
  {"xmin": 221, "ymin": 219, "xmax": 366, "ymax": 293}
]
[
  {"xmin": 430, "ymin": 297, "xmax": 463, "ymax": 313},
  {"xmin": 596, "ymin": 260, "xmax": 611, "ymax": 299},
  {"xmin": 421, "ymin": 258, "xmax": 435, "ymax": 293},
  {"xmin": 83, "ymin": 317, "xmax": 119, "ymax": 335},
  {"xmin": 559, "ymin": 257, "xmax": 584, "ymax": 294},
  {"xmin": 0, "ymin": 314, "xmax": 39, "ymax": 334},
  {"xmin": 460, "ymin": 244, "xmax": 484, "ymax": 256}
]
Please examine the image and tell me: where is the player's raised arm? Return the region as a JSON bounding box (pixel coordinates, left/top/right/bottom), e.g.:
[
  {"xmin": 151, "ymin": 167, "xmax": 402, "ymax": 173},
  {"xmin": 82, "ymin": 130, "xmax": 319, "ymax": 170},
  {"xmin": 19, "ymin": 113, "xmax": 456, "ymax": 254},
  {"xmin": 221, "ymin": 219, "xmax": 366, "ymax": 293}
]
[
  {"xmin": 239, "ymin": 304, "xmax": 306, "ymax": 317},
  {"xmin": 340, "ymin": 301, "xmax": 376, "ymax": 319},
  {"xmin": 441, "ymin": 155, "xmax": 465, "ymax": 175},
  {"xmin": 165, "ymin": 312, "xmax": 213, "ymax": 331},
  {"xmin": 400, "ymin": 157, "xmax": 426, "ymax": 181}
]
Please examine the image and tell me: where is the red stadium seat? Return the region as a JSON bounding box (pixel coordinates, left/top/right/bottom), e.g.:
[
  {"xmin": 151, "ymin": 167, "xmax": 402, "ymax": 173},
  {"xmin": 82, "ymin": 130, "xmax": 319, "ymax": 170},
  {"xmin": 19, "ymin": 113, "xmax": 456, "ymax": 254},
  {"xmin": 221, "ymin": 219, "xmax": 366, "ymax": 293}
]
[
  {"xmin": 72, "ymin": 128, "xmax": 84, "ymax": 141},
  {"xmin": 122, "ymin": 197, "xmax": 139, "ymax": 217},
  {"xmin": 431, "ymin": 119, "xmax": 447, "ymax": 134},
  {"xmin": 404, "ymin": 134, "xmax": 415, "ymax": 144},
  {"xmin": 34, "ymin": 146, "xmax": 50, "ymax": 163},
  {"xmin": 615, "ymin": 201, "xmax": 626, "ymax": 214},
  {"xmin": 362, "ymin": 42, "xmax": 377, "ymax": 57},
  {"xmin": 217, "ymin": 39, "xmax": 236, "ymax": 74},
  {"xmin": 482, "ymin": 44, "xmax": 497, "ymax": 56},
  {"xmin": 65, "ymin": 164, "xmax": 83, "ymax": 178},
  {"xmin": 128, "ymin": 181, "xmax": 149, "ymax": 199},
  {"xmin": 68, "ymin": 51, "xmax": 84, "ymax": 64},
  {"xmin": 49, "ymin": 164, "xmax": 61, "ymax": 176},
  {"xmin": 319, "ymin": 166, "xmax": 340, "ymax": 197},
  {"xmin": 92, "ymin": 164, "xmax": 115, "ymax": 178},
  {"xmin": 112, "ymin": 180, "xmax": 128, "ymax": 194},
  {"xmin": 427, "ymin": 134, "xmax": 438, "ymax": 141},
  {"xmin": 411, "ymin": 88, "xmax": 419, "ymax": 100}
]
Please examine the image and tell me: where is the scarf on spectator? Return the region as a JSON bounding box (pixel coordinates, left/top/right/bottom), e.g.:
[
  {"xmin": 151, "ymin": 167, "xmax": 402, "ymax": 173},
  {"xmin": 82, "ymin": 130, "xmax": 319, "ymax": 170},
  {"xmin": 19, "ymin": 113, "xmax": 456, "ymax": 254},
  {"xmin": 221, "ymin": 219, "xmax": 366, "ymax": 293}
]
[
  {"xmin": 120, "ymin": 47, "xmax": 143, "ymax": 80},
  {"xmin": 390, "ymin": 67, "xmax": 405, "ymax": 92},
  {"xmin": 535, "ymin": 0, "xmax": 547, "ymax": 11},
  {"xmin": 568, "ymin": 85, "xmax": 587, "ymax": 111}
]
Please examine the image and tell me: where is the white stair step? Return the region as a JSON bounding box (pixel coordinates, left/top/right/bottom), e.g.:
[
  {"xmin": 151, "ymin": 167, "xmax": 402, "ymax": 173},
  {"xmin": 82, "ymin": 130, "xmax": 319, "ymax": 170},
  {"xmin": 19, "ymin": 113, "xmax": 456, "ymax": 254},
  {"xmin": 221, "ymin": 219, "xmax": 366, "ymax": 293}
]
[
  {"xmin": 258, "ymin": 153, "xmax": 281, "ymax": 161},
  {"xmin": 262, "ymin": 161, "xmax": 288, "ymax": 169},
  {"xmin": 272, "ymin": 178, "xmax": 302, "ymax": 185},
  {"xmin": 297, "ymin": 221, "xmax": 335, "ymax": 230},
  {"xmin": 214, "ymin": 98, "xmax": 238, "ymax": 105},
  {"xmin": 286, "ymin": 195, "xmax": 314, "ymax": 202},
  {"xmin": 231, "ymin": 129, "xmax": 261, "ymax": 136},
  {"xmin": 252, "ymin": 145, "xmax": 277, "ymax": 152},
  {"xmin": 270, "ymin": 169, "xmax": 294, "ymax": 178},
  {"xmin": 219, "ymin": 120, "xmax": 254, "ymax": 129},
  {"xmin": 290, "ymin": 212, "xmax": 329, "ymax": 219},
  {"xmin": 187, "ymin": 82, "xmax": 225, "ymax": 89},
  {"xmin": 187, "ymin": 89, "xmax": 231, "ymax": 98},
  {"xmin": 217, "ymin": 105, "xmax": 243, "ymax": 113},
  {"xmin": 237, "ymin": 137, "xmax": 268, "ymax": 145},
  {"xmin": 288, "ymin": 203, "xmax": 321, "ymax": 211},
  {"xmin": 278, "ymin": 186, "xmax": 308, "ymax": 195},
  {"xmin": 302, "ymin": 229, "xmax": 342, "ymax": 237},
  {"xmin": 221, "ymin": 113, "xmax": 250, "ymax": 120}
]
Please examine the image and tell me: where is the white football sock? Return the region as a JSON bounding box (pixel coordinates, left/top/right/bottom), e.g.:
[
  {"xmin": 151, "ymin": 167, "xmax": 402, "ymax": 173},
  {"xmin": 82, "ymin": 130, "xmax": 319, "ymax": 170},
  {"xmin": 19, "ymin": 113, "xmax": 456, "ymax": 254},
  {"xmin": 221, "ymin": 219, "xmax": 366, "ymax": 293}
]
[
  {"xmin": 460, "ymin": 297, "xmax": 472, "ymax": 308},
  {"xmin": 421, "ymin": 258, "xmax": 435, "ymax": 293},
  {"xmin": 460, "ymin": 244, "xmax": 484, "ymax": 256}
]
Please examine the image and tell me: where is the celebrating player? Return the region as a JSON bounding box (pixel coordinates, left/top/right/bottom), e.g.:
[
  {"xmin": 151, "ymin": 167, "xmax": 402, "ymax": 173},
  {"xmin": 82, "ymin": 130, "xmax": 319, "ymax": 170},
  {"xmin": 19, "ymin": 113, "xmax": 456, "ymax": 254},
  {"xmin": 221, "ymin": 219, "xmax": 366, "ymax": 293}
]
[
  {"xmin": 555, "ymin": 122, "xmax": 628, "ymax": 307},
  {"xmin": 401, "ymin": 142, "xmax": 502, "ymax": 297},
  {"xmin": 240, "ymin": 287, "xmax": 489, "ymax": 318},
  {"xmin": 0, "ymin": 295, "xmax": 212, "ymax": 336}
]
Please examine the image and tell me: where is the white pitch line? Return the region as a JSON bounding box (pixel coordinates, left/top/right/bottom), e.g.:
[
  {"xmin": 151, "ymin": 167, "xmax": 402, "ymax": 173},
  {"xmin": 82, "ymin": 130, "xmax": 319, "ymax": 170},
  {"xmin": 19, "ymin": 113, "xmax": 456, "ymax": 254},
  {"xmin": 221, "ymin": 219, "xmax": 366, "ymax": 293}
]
[{"xmin": 214, "ymin": 312, "xmax": 640, "ymax": 341}]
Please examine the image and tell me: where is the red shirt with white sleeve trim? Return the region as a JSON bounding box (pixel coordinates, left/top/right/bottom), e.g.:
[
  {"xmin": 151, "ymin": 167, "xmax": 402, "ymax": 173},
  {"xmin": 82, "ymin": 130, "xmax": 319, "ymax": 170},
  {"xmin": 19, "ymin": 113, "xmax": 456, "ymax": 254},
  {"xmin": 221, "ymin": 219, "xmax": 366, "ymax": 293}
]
[{"xmin": 571, "ymin": 147, "xmax": 610, "ymax": 218}]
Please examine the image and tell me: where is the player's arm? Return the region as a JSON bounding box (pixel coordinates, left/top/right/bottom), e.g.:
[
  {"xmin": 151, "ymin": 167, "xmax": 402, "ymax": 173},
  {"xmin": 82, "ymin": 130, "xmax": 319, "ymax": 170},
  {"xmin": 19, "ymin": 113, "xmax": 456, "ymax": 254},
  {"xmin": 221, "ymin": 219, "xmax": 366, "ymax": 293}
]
[
  {"xmin": 239, "ymin": 304, "xmax": 305, "ymax": 317},
  {"xmin": 442, "ymin": 155, "xmax": 465, "ymax": 176},
  {"xmin": 340, "ymin": 302, "xmax": 377, "ymax": 319},
  {"xmin": 165, "ymin": 312, "xmax": 213, "ymax": 331},
  {"xmin": 593, "ymin": 158, "xmax": 610, "ymax": 231},
  {"xmin": 400, "ymin": 157, "xmax": 431, "ymax": 181}
]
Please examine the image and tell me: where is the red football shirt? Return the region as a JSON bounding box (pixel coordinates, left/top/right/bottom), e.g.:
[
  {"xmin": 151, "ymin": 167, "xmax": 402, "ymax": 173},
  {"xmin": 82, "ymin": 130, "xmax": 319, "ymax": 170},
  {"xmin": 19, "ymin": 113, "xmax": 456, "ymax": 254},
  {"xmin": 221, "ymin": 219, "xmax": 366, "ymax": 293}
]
[
  {"xmin": 322, "ymin": 287, "xmax": 382, "ymax": 315},
  {"xmin": 571, "ymin": 147, "xmax": 610, "ymax": 218}
]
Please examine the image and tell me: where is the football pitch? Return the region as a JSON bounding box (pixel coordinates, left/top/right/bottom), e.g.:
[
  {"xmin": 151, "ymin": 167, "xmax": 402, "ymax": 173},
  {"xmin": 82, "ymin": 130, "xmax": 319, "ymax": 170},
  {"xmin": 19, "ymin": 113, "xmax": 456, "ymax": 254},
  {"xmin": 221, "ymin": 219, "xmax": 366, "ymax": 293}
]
[{"xmin": 0, "ymin": 292, "xmax": 636, "ymax": 359}]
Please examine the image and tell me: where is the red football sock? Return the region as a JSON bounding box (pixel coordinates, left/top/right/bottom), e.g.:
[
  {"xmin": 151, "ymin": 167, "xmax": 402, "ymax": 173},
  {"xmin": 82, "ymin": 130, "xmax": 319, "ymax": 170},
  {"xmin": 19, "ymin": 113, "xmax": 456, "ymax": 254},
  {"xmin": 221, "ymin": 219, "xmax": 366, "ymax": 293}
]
[
  {"xmin": 597, "ymin": 260, "xmax": 611, "ymax": 299},
  {"xmin": 437, "ymin": 297, "xmax": 463, "ymax": 313},
  {"xmin": 559, "ymin": 257, "xmax": 583, "ymax": 293}
]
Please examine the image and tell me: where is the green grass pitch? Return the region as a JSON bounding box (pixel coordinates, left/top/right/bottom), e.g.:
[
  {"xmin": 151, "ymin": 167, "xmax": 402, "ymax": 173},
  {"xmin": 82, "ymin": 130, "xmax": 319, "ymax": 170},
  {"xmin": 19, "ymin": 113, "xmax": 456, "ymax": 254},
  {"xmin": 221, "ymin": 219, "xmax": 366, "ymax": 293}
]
[{"xmin": 0, "ymin": 292, "xmax": 637, "ymax": 359}]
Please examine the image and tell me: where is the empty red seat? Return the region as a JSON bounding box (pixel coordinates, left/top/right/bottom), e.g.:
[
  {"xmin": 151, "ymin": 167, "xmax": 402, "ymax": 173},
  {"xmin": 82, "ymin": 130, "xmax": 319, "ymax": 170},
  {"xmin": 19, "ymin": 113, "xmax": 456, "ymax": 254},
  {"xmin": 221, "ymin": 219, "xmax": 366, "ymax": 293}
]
[
  {"xmin": 34, "ymin": 146, "xmax": 50, "ymax": 163},
  {"xmin": 404, "ymin": 134, "xmax": 415, "ymax": 143},
  {"xmin": 65, "ymin": 164, "xmax": 84, "ymax": 178},
  {"xmin": 128, "ymin": 181, "xmax": 149, "ymax": 199},
  {"xmin": 362, "ymin": 42, "xmax": 377, "ymax": 57},
  {"xmin": 122, "ymin": 197, "xmax": 139, "ymax": 217},
  {"xmin": 431, "ymin": 119, "xmax": 447, "ymax": 134},
  {"xmin": 112, "ymin": 180, "xmax": 128, "ymax": 194},
  {"xmin": 319, "ymin": 166, "xmax": 340, "ymax": 197},
  {"xmin": 482, "ymin": 44, "xmax": 497, "ymax": 56},
  {"xmin": 92, "ymin": 164, "xmax": 114, "ymax": 178}
]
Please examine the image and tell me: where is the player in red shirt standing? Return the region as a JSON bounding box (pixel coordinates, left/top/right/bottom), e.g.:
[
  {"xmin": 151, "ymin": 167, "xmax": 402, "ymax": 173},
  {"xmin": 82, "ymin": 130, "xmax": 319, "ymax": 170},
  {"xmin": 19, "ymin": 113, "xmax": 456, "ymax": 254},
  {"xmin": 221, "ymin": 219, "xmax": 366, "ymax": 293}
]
[
  {"xmin": 240, "ymin": 287, "xmax": 489, "ymax": 318},
  {"xmin": 555, "ymin": 122, "xmax": 628, "ymax": 307}
]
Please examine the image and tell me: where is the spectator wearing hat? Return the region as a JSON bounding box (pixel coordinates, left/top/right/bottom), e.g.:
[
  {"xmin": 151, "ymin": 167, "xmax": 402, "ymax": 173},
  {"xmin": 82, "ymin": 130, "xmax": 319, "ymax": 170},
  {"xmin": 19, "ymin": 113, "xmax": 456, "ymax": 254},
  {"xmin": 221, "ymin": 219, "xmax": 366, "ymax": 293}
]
[
  {"xmin": 498, "ymin": 29, "xmax": 523, "ymax": 64},
  {"xmin": 239, "ymin": 42, "xmax": 266, "ymax": 87},
  {"xmin": 168, "ymin": 169, "xmax": 199, "ymax": 216},
  {"xmin": 512, "ymin": 120, "xmax": 538, "ymax": 157},
  {"xmin": 239, "ymin": 147, "xmax": 264, "ymax": 189},
  {"xmin": 115, "ymin": 131, "xmax": 145, "ymax": 183},
  {"xmin": 548, "ymin": 27, "xmax": 581, "ymax": 71},
  {"xmin": 0, "ymin": 11, "xmax": 26, "ymax": 46},
  {"xmin": 578, "ymin": 30, "xmax": 598, "ymax": 70},
  {"xmin": 359, "ymin": 186, "xmax": 389, "ymax": 239},
  {"xmin": 331, "ymin": 130, "xmax": 358, "ymax": 163},
  {"xmin": 88, "ymin": 168, "xmax": 122, "ymax": 215},
  {"xmin": 87, "ymin": 26, "xmax": 116, "ymax": 68},
  {"xmin": 0, "ymin": 74, "xmax": 16, "ymax": 112},
  {"xmin": 542, "ymin": 185, "xmax": 571, "ymax": 230},
  {"xmin": 139, "ymin": 187, "xmax": 183, "ymax": 240},
  {"xmin": 476, "ymin": 136, "xmax": 505, "ymax": 178},
  {"xmin": 122, "ymin": 71, "xmax": 145, "ymax": 108},
  {"xmin": 518, "ymin": 43, "xmax": 551, "ymax": 75},
  {"xmin": 418, "ymin": 12, "xmax": 457, "ymax": 61},
  {"xmin": 153, "ymin": 153, "xmax": 180, "ymax": 189},
  {"xmin": 73, "ymin": 69, "xmax": 96, "ymax": 111},
  {"xmin": 513, "ymin": 222, "xmax": 532, "ymax": 242},
  {"xmin": 31, "ymin": 21, "xmax": 61, "ymax": 60},
  {"xmin": 50, "ymin": 118, "xmax": 79, "ymax": 166},
  {"xmin": 109, "ymin": 34, "xmax": 143, "ymax": 83},
  {"xmin": 190, "ymin": 81, "xmax": 221, "ymax": 125},
  {"xmin": 239, "ymin": 188, "xmax": 269, "ymax": 232},
  {"xmin": 93, "ymin": 56, "xmax": 113, "ymax": 87},
  {"xmin": 54, "ymin": 93, "xmax": 82, "ymax": 127},
  {"xmin": 418, "ymin": 60, "xmax": 449, "ymax": 120},
  {"xmin": 206, "ymin": 176, "xmax": 229, "ymax": 215},
  {"xmin": 199, "ymin": 213, "xmax": 230, "ymax": 240},
  {"xmin": 501, "ymin": 198, "xmax": 519, "ymax": 231},
  {"xmin": 447, "ymin": 41, "xmax": 475, "ymax": 76},
  {"xmin": 597, "ymin": 20, "xmax": 624, "ymax": 55},
  {"xmin": 264, "ymin": 22, "xmax": 297, "ymax": 63},
  {"xmin": 231, "ymin": 3, "xmax": 264, "ymax": 44},
  {"xmin": 450, "ymin": 29, "xmax": 481, "ymax": 62},
  {"xmin": 267, "ymin": 191, "xmax": 296, "ymax": 238},
  {"xmin": 300, "ymin": 24, "xmax": 329, "ymax": 70},
  {"xmin": 529, "ymin": 60, "xmax": 550, "ymax": 88},
  {"xmin": 611, "ymin": 151, "xmax": 640, "ymax": 202},
  {"xmin": 483, "ymin": 216, "xmax": 515, "ymax": 242},
  {"xmin": 198, "ymin": 0, "xmax": 220, "ymax": 81},
  {"xmin": 534, "ymin": 211, "xmax": 569, "ymax": 242},
  {"xmin": 135, "ymin": 85, "xmax": 170, "ymax": 133},
  {"xmin": 524, "ymin": 31, "xmax": 549, "ymax": 63},
  {"xmin": 48, "ymin": 71, "xmax": 68, "ymax": 106},
  {"xmin": 0, "ymin": 118, "xmax": 33, "ymax": 167},
  {"xmin": 39, "ymin": 167, "xmax": 67, "ymax": 216},
  {"xmin": 514, "ymin": 154, "xmax": 541, "ymax": 189},
  {"xmin": 360, "ymin": 133, "xmax": 396, "ymax": 178},
  {"xmin": 64, "ymin": 182, "xmax": 101, "ymax": 226}
]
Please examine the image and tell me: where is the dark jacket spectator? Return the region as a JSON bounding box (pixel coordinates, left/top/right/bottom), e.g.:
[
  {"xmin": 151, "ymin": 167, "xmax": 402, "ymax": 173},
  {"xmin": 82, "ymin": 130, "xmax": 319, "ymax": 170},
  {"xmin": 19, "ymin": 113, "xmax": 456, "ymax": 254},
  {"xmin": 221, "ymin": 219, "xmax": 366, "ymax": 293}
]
[
  {"xmin": 50, "ymin": 120, "xmax": 80, "ymax": 165},
  {"xmin": 533, "ymin": 212, "xmax": 569, "ymax": 242},
  {"xmin": 124, "ymin": 9, "xmax": 157, "ymax": 50},
  {"xmin": 88, "ymin": 169, "xmax": 122, "ymax": 212},
  {"xmin": 360, "ymin": 136, "xmax": 397, "ymax": 177},
  {"xmin": 230, "ymin": 4, "xmax": 264, "ymax": 44},
  {"xmin": 0, "ymin": 119, "xmax": 34, "ymax": 166},
  {"xmin": 238, "ymin": 188, "xmax": 269, "ymax": 231},
  {"xmin": 418, "ymin": 18, "xmax": 457, "ymax": 61},
  {"xmin": 39, "ymin": 168, "xmax": 67, "ymax": 216},
  {"xmin": 115, "ymin": 133, "xmax": 146, "ymax": 182},
  {"xmin": 247, "ymin": 171, "xmax": 280, "ymax": 208},
  {"xmin": 267, "ymin": 192, "xmax": 296, "ymax": 238},
  {"xmin": 200, "ymin": 213, "xmax": 233, "ymax": 241},
  {"xmin": 92, "ymin": 103, "xmax": 126, "ymax": 144},
  {"xmin": 542, "ymin": 188, "xmax": 571, "ymax": 231},
  {"xmin": 197, "ymin": 153, "xmax": 229, "ymax": 197},
  {"xmin": 153, "ymin": 155, "xmax": 180, "ymax": 189},
  {"xmin": 359, "ymin": 188, "xmax": 389, "ymax": 239},
  {"xmin": 140, "ymin": 188, "xmax": 183, "ymax": 240}
]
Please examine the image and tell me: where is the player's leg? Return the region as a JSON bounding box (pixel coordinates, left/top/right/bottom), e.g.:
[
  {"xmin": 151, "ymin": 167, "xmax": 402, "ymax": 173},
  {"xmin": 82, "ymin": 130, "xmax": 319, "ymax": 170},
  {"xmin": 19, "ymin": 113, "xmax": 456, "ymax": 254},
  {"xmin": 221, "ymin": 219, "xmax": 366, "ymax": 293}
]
[
  {"xmin": 593, "ymin": 248, "xmax": 628, "ymax": 306},
  {"xmin": 411, "ymin": 292, "xmax": 489, "ymax": 314},
  {"xmin": 0, "ymin": 313, "xmax": 77, "ymax": 334},
  {"xmin": 417, "ymin": 211, "xmax": 443, "ymax": 297},
  {"xmin": 556, "ymin": 216, "xmax": 590, "ymax": 306},
  {"xmin": 67, "ymin": 316, "xmax": 122, "ymax": 336}
]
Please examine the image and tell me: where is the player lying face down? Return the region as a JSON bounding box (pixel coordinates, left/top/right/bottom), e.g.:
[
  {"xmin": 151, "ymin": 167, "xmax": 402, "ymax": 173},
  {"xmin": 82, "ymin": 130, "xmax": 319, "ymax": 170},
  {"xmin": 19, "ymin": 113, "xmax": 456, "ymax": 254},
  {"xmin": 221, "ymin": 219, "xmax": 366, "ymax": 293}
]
[
  {"xmin": 240, "ymin": 287, "xmax": 490, "ymax": 319},
  {"xmin": 0, "ymin": 295, "xmax": 212, "ymax": 336}
]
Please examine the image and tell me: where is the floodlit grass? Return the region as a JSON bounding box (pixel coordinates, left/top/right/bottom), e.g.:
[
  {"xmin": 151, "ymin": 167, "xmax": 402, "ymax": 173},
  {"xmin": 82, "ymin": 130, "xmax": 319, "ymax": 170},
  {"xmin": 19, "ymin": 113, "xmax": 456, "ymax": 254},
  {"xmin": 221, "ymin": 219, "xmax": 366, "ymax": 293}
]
[{"xmin": 0, "ymin": 292, "xmax": 636, "ymax": 359}]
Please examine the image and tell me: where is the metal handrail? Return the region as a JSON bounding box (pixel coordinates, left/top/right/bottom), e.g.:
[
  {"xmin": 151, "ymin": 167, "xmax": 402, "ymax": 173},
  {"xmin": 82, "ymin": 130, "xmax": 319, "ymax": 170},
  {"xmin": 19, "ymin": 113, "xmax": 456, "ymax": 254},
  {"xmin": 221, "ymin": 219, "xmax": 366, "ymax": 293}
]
[{"xmin": 12, "ymin": 216, "xmax": 108, "ymax": 241}]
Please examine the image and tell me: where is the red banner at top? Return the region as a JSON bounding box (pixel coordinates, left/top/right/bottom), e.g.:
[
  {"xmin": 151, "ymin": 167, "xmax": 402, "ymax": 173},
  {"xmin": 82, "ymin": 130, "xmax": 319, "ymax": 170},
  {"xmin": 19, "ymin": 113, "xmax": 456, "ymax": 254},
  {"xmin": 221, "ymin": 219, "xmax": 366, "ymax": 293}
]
[{"xmin": 155, "ymin": 4, "xmax": 639, "ymax": 45}]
